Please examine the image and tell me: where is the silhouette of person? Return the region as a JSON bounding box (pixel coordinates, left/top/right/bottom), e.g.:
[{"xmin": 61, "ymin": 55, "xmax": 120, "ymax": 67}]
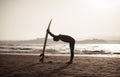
[{"xmin": 47, "ymin": 29, "xmax": 75, "ymax": 64}]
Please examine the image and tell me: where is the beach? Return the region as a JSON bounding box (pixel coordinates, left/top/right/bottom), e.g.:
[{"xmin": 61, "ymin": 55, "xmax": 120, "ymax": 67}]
[{"xmin": 0, "ymin": 54, "xmax": 120, "ymax": 77}]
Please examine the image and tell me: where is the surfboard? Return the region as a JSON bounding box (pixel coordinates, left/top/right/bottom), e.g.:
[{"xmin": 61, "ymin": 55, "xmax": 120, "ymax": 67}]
[{"xmin": 39, "ymin": 19, "xmax": 52, "ymax": 62}]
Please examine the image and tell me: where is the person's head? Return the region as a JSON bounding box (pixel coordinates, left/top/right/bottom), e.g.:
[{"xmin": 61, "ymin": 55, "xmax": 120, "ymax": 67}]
[{"xmin": 53, "ymin": 36, "xmax": 59, "ymax": 41}]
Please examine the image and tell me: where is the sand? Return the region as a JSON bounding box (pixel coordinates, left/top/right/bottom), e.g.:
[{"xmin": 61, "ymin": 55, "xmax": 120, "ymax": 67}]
[{"xmin": 0, "ymin": 54, "xmax": 120, "ymax": 77}]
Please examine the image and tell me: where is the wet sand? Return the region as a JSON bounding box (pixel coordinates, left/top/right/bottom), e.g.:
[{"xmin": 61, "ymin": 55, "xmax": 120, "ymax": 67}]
[{"xmin": 0, "ymin": 54, "xmax": 120, "ymax": 77}]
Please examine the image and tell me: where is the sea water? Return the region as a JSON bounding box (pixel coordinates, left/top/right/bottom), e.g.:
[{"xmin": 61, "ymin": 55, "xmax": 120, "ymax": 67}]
[{"xmin": 0, "ymin": 43, "xmax": 120, "ymax": 57}]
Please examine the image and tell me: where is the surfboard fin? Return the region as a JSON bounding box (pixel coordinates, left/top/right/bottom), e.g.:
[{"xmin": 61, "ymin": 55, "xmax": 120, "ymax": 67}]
[
  {"xmin": 40, "ymin": 53, "xmax": 43, "ymax": 57},
  {"xmin": 39, "ymin": 58, "xmax": 43, "ymax": 62}
]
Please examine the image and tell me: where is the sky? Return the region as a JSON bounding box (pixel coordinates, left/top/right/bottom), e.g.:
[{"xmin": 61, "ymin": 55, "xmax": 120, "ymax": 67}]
[{"xmin": 0, "ymin": 0, "xmax": 120, "ymax": 40}]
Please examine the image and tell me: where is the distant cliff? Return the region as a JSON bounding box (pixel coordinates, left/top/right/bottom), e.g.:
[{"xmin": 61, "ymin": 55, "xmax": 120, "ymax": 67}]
[{"xmin": 76, "ymin": 39, "xmax": 107, "ymax": 44}]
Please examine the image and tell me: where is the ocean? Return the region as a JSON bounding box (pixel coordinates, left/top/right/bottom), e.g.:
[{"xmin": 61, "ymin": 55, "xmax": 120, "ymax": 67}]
[{"xmin": 0, "ymin": 43, "xmax": 120, "ymax": 57}]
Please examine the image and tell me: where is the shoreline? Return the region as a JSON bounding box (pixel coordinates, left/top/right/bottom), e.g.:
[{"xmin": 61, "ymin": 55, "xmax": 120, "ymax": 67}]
[{"xmin": 0, "ymin": 53, "xmax": 120, "ymax": 58}]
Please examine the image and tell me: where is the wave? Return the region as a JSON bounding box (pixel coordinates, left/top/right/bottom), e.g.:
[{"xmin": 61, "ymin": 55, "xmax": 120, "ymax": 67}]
[{"xmin": 0, "ymin": 44, "xmax": 120, "ymax": 56}]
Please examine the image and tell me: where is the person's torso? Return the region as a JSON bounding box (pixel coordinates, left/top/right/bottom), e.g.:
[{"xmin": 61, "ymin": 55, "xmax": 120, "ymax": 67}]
[{"xmin": 58, "ymin": 34, "xmax": 75, "ymax": 43}]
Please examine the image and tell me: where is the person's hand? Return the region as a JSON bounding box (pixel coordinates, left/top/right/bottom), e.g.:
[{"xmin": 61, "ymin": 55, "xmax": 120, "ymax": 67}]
[{"xmin": 47, "ymin": 29, "xmax": 50, "ymax": 33}]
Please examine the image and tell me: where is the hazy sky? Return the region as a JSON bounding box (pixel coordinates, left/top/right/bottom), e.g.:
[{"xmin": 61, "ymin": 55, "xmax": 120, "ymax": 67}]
[{"xmin": 0, "ymin": 0, "xmax": 120, "ymax": 40}]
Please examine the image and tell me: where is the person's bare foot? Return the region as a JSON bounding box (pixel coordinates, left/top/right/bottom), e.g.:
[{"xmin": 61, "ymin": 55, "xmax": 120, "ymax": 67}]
[{"xmin": 66, "ymin": 61, "xmax": 72, "ymax": 64}]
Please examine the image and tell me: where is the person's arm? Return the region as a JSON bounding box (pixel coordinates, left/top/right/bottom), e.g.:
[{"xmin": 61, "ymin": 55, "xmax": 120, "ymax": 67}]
[{"xmin": 47, "ymin": 29, "xmax": 56, "ymax": 37}]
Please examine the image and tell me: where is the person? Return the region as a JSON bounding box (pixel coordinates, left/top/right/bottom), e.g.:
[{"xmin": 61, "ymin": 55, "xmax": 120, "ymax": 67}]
[{"xmin": 47, "ymin": 29, "xmax": 75, "ymax": 64}]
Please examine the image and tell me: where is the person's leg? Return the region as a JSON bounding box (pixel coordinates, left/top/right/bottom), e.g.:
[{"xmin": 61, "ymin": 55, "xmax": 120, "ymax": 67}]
[
  {"xmin": 66, "ymin": 43, "xmax": 75, "ymax": 64},
  {"xmin": 70, "ymin": 43, "xmax": 74, "ymax": 63}
]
